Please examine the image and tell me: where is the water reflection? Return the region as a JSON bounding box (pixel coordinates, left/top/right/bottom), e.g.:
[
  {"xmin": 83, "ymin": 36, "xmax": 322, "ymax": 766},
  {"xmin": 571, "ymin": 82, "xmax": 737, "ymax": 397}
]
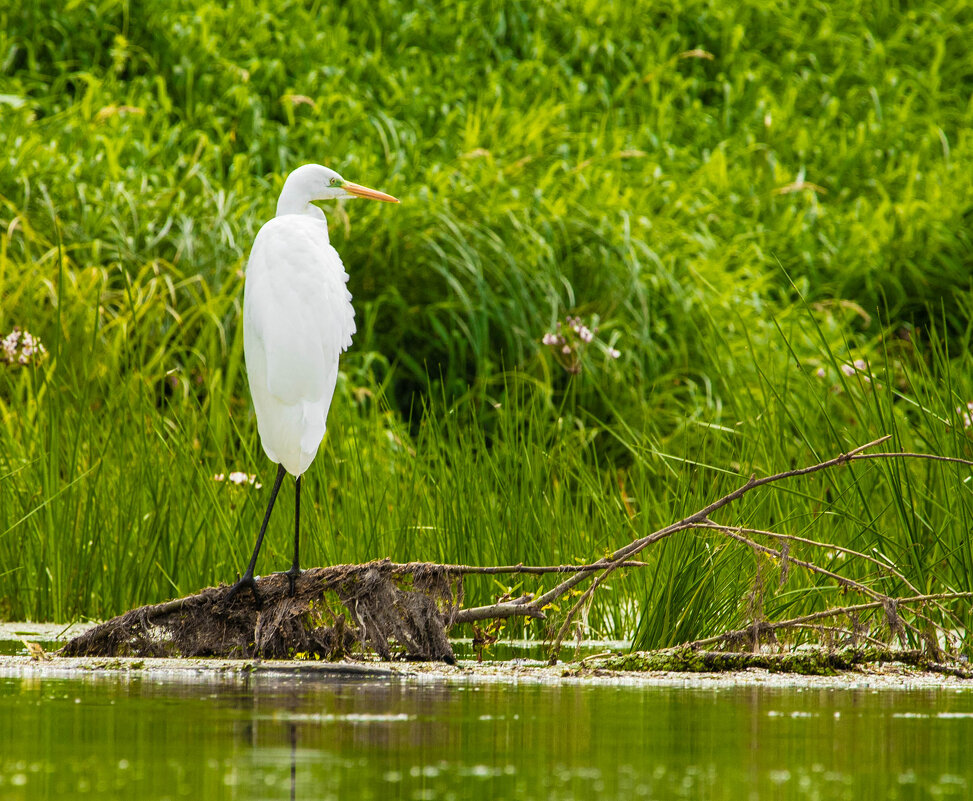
[
  {"xmin": 0, "ymin": 671, "xmax": 971, "ymax": 799},
  {"xmin": 288, "ymin": 724, "xmax": 296, "ymax": 801}
]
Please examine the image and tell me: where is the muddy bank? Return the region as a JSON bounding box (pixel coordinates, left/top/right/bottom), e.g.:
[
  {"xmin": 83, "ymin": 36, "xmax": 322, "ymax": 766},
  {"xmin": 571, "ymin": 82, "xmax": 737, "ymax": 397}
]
[
  {"xmin": 2, "ymin": 622, "xmax": 970, "ymax": 689},
  {"xmin": 0, "ymin": 652, "xmax": 971, "ymax": 690}
]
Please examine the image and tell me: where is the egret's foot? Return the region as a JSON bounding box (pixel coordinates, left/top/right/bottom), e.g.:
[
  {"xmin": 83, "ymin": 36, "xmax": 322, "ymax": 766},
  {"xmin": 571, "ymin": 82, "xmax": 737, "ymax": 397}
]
[
  {"xmin": 226, "ymin": 574, "xmax": 262, "ymax": 608},
  {"xmin": 284, "ymin": 567, "xmax": 302, "ymax": 598},
  {"xmin": 284, "ymin": 567, "xmax": 304, "ymax": 598}
]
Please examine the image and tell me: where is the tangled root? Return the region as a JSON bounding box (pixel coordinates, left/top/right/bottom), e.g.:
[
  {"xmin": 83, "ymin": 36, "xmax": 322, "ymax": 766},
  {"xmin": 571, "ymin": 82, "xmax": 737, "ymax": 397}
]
[{"xmin": 60, "ymin": 560, "xmax": 460, "ymax": 663}]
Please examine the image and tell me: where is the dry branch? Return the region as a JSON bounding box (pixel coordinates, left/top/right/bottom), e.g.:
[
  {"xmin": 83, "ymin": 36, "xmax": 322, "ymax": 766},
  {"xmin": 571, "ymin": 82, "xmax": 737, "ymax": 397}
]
[
  {"xmin": 535, "ymin": 437, "xmax": 972, "ymax": 662},
  {"xmin": 691, "ymin": 521, "xmax": 967, "ymax": 651},
  {"xmin": 392, "ymin": 560, "xmax": 651, "ymax": 575}
]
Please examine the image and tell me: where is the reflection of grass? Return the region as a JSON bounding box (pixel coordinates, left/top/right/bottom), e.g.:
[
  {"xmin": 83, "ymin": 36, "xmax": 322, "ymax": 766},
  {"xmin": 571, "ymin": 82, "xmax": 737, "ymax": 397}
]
[{"xmin": 0, "ymin": 2, "xmax": 970, "ymax": 654}]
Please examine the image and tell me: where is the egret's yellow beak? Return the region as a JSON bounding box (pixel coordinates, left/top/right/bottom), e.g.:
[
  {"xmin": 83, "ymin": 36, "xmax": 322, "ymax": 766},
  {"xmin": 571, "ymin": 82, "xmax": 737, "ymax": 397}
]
[{"xmin": 342, "ymin": 182, "xmax": 399, "ymax": 203}]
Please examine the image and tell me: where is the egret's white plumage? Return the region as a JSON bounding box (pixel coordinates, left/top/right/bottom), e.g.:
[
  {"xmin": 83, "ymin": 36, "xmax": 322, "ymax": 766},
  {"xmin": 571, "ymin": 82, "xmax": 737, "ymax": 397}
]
[
  {"xmin": 244, "ymin": 213, "xmax": 356, "ymax": 476},
  {"xmin": 228, "ymin": 163, "xmax": 398, "ymax": 601}
]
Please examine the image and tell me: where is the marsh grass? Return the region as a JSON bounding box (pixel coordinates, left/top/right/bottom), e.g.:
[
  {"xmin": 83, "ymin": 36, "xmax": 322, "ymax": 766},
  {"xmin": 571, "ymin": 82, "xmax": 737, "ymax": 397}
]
[{"xmin": 1, "ymin": 2, "xmax": 971, "ymax": 652}]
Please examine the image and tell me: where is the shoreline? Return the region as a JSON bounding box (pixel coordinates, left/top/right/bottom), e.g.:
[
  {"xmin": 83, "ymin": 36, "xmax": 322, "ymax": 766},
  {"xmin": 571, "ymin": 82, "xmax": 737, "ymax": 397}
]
[
  {"xmin": 1, "ymin": 653, "xmax": 970, "ymax": 690},
  {"xmin": 2, "ymin": 622, "xmax": 970, "ymax": 689}
]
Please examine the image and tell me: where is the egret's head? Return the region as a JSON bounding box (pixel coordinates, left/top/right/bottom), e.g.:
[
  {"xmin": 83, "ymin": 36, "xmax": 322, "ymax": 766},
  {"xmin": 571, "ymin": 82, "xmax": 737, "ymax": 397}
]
[{"xmin": 281, "ymin": 164, "xmax": 399, "ymax": 206}]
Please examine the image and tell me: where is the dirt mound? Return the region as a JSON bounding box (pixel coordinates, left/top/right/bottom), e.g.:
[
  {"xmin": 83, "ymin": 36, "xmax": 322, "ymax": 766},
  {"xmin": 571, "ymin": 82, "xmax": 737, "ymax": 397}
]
[{"xmin": 60, "ymin": 560, "xmax": 460, "ymax": 663}]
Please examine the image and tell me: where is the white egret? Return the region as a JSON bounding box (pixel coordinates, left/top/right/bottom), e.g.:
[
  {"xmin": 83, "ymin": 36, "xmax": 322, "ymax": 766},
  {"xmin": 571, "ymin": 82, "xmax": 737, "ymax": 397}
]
[{"xmin": 227, "ymin": 164, "xmax": 398, "ymax": 603}]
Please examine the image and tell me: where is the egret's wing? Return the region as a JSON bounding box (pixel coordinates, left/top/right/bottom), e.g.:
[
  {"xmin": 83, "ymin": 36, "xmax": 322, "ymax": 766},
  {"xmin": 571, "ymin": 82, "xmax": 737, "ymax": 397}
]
[{"xmin": 243, "ymin": 217, "xmax": 356, "ymax": 407}]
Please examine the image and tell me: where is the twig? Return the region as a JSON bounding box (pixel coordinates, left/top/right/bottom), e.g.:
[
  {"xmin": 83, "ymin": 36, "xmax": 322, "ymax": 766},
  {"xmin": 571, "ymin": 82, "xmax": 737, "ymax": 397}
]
[
  {"xmin": 391, "ymin": 560, "xmax": 650, "ymax": 575},
  {"xmin": 684, "ymin": 592, "xmax": 973, "ymax": 650},
  {"xmin": 849, "ymin": 452, "xmax": 973, "ymax": 468},
  {"xmin": 786, "ymin": 623, "xmax": 892, "ymax": 650},
  {"xmin": 548, "ymin": 565, "xmax": 619, "ymax": 661},
  {"xmin": 530, "ymin": 527, "xmax": 679, "ymax": 611},
  {"xmin": 690, "ymin": 522, "xmax": 922, "ymax": 593},
  {"xmin": 454, "ymin": 596, "xmax": 544, "ymax": 624}
]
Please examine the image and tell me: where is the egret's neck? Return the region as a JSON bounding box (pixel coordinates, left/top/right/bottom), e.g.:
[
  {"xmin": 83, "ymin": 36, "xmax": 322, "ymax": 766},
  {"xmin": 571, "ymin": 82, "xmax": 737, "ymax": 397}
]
[{"xmin": 275, "ymin": 192, "xmax": 328, "ymax": 221}]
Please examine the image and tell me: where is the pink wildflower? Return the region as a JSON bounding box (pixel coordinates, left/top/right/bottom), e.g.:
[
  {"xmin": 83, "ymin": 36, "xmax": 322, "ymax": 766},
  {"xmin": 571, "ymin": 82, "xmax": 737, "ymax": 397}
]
[
  {"xmin": 841, "ymin": 359, "xmax": 871, "ymax": 382},
  {"xmin": 958, "ymin": 402, "xmax": 973, "ymax": 430}
]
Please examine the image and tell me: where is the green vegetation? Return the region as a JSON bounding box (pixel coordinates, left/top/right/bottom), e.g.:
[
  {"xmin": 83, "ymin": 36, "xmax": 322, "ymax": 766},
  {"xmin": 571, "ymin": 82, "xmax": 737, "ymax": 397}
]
[
  {"xmin": 586, "ymin": 646, "xmax": 943, "ymax": 676},
  {"xmin": 1, "ymin": 1, "xmax": 971, "ymax": 654}
]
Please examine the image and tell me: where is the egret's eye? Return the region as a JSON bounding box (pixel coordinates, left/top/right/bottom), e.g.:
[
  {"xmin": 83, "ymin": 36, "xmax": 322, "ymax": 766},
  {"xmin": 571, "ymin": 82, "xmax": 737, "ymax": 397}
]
[{"xmin": 330, "ymin": 177, "xmax": 338, "ymax": 186}]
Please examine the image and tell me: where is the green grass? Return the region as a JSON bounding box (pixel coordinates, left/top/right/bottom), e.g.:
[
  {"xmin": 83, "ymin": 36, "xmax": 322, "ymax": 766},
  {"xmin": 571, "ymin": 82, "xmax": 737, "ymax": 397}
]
[{"xmin": 0, "ymin": 0, "xmax": 971, "ymax": 653}]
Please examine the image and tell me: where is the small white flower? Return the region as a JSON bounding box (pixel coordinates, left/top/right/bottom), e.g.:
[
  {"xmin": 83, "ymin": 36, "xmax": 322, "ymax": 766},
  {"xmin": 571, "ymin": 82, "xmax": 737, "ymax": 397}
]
[
  {"xmin": 816, "ymin": 367, "xmax": 826, "ymax": 378},
  {"xmin": 562, "ymin": 345, "xmax": 572, "ymax": 355},
  {"xmin": 840, "ymin": 364, "xmax": 856, "ymax": 377},
  {"xmin": 228, "ymin": 472, "xmax": 261, "ymax": 487},
  {"xmin": 542, "ymin": 333, "xmax": 558, "ymax": 346},
  {"xmin": 2, "ymin": 331, "xmax": 21, "ymax": 362},
  {"xmin": 214, "ymin": 471, "xmax": 262, "ymax": 488},
  {"xmin": 579, "ymin": 326, "xmax": 593, "ymax": 343},
  {"xmin": 607, "ymin": 348, "xmax": 621, "ymax": 359},
  {"xmin": 2, "ymin": 327, "xmax": 46, "ymax": 366}
]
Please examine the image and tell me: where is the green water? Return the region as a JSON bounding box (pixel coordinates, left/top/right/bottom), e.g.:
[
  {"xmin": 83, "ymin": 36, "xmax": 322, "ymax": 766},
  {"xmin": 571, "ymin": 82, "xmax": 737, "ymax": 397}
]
[{"xmin": 0, "ymin": 671, "xmax": 971, "ymax": 800}]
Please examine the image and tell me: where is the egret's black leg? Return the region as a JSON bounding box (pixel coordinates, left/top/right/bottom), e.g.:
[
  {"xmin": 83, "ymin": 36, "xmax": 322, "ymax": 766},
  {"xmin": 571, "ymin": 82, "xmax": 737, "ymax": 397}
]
[
  {"xmin": 285, "ymin": 475, "xmax": 302, "ymax": 597},
  {"xmin": 227, "ymin": 463, "xmax": 287, "ymax": 605}
]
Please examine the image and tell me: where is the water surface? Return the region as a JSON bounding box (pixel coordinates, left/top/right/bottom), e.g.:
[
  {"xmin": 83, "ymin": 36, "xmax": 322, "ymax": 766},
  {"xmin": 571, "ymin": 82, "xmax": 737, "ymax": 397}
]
[{"xmin": 1, "ymin": 669, "xmax": 970, "ymax": 799}]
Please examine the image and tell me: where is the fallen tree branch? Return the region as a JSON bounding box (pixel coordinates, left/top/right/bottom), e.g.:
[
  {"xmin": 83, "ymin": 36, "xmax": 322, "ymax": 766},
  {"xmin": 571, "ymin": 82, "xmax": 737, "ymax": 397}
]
[
  {"xmin": 579, "ymin": 645, "xmax": 973, "ymax": 679},
  {"xmin": 538, "ymin": 436, "xmax": 938, "ymax": 661},
  {"xmin": 691, "ymin": 521, "xmax": 967, "ymax": 653},
  {"xmin": 702, "ymin": 525, "xmax": 928, "ymax": 642}
]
